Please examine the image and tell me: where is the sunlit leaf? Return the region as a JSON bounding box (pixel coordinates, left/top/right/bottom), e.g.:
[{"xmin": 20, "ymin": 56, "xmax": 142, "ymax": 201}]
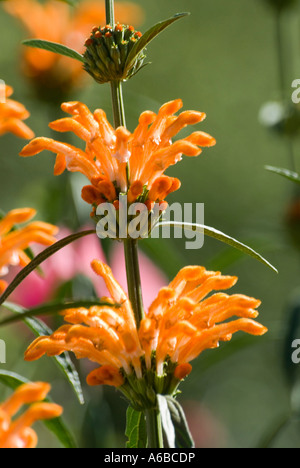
[
  {"xmin": 0, "ymin": 370, "xmax": 77, "ymax": 448},
  {"xmin": 157, "ymin": 394, "xmax": 176, "ymax": 448},
  {"xmin": 22, "ymin": 39, "xmax": 85, "ymax": 63},
  {"xmin": 153, "ymin": 221, "xmax": 278, "ymax": 273},
  {"xmin": 124, "ymin": 13, "xmax": 190, "ymax": 74},
  {"xmin": 265, "ymin": 165, "xmax": 300, "ymax": 185},
  {"xmin": 165, "ymin": 396, "xmax": 195, "ymax": 448}
]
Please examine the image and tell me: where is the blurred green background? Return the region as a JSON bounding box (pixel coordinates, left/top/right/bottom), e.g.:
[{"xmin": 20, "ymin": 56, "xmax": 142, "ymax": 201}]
[{"xmin": 1, "ymin": 0, "xmax": 300, "ymax": 448}]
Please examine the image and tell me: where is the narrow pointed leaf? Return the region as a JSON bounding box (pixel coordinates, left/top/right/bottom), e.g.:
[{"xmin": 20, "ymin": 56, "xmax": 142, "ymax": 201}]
[
  {"xmin": 22, "ymin": 39, "xmax": 85, "ymax": 63},
  {"xmin": 165, "ymin": 396, "xmax": 195, "ymax": 448},
  {"xmin": 0, "ymin": 230, "xmax": 95, "ymax": 307},
  {"xmin": 265, "ymin": 165, "xmax": 300, "ymax": 185},
  {"xmin": 154, "ymin": 221, "xmax": 278, "ymax": 273},
  {"xmin": 0, "ymin": 370, "xmax": 77, "ymax": 448},
  {"xmin": 58, "ymin": 0, "xmax": 78, "ymax": 5},
  {"xmin": 0, "ymin": 298, "xmax": 118, "ymax": 327},
  {"xmin": 125, "ymin": 406, "xmax": 147, "ymax": 448},
  {"xmin": 157, "ymin": 394, "xmax": 176, "ymax": 448},
  {"xmin": 1, "ymin": 302, "xmax": 84, "ymax": 405},
  {"xmin": 124, "ymin": 13, "xmax": 190, "ymax": 73}
]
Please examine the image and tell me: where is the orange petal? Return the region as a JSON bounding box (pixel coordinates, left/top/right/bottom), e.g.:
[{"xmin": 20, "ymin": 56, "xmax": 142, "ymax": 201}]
[
  {"xmin": 128, "ymin": 180, "xmax": 144, "ymax": 203},
  {"xmin": 86, "ymin": 365, "xmax": 124, "ymax": 387},
  {"xmin": 81, "ymin": 185, "xmax": 105, "ymax": 205},
  {"xmin": 174, "ymin": 363, "xmax": 192, "ymax": 380},
  {"xmin": 161, "ymin": 111, "xmax": 206, "ymax": 142},
  {"xmin": 1, "ymin": 382, "xmax": 51, "ymax": 417},
  {"xmin": 0, "ymin": 208, "xmax": 36, "ymax": 235},
  {"xmin": 0, "ymin": 280, "xmax": 7, "ymax": 295},
  {"xmin": 185, "ymin": 131, "xmax": 216, "ymax": 147},
  {"xmin": 54, "ymin": 153, "xmax": 67, "ymax": 176}
]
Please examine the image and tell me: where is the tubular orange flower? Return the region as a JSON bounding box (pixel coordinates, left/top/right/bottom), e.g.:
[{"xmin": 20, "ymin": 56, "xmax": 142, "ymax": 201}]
[
  {"xmin": 25, "ymin": 261, "xmax": 267, "ymax": 408},
  {"xmin": 20, "ymin": 99, "xmax": 216, "ymax": 212},
  {"xmin": 0, "ymin": 208, "xmax": 58, "ymax": 292},
  {"xmin": 0, "ymin": 382, "xmax": 62, "ymax": 448},
  {"xmin": 3, "ymin": 0, "xmax": 144, "ymax": 95},
  {"xmin": 0, "ymin": 85, "xmax": 34, "ymax": 139}
]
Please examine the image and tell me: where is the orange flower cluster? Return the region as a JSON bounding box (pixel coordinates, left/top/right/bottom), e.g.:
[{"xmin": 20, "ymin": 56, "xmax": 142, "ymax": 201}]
[
  {"xmin": 0, "ymin": 208, "xmax": 58, "ymax": 294},
  {"xmin": 20, "ymin": 99, "xmax": 216, "ymax": 212},
  {"xmin": 4, "ymin": 0, "xmax": 144, "ymax": 94},
  {"xmin": 0, "ymin": 85, "xmax": 34, "ymax": 139},
  {"xmin": 25, "ymin": 261, "xmax": 267, "ymax": 396},
  {"xmin": 0, "ymin": 382, "xmax": 62, "ymax": 448}
]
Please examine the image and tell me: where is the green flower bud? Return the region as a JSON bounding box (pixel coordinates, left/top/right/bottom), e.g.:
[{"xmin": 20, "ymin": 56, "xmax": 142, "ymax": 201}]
[{"xmin": 83, "ymin": 24, "xmax": 145, "ymax": 84}]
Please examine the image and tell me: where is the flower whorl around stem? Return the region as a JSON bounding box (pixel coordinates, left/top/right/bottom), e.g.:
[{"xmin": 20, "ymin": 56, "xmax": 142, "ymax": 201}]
[
  {"xmin": 24, "ymin": 261, "xmax": 267, "ymax": 410},
  {"xmin": 20, "ymin": 99, "xmax": 216, "ymax": 216}
]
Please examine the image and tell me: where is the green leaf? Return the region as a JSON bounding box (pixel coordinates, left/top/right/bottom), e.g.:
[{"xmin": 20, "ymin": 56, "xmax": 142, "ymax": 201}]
[
  {"xmin": 22, "ymin": 39, "xmax": 85, "ymax": 63},
  {"xmin": 0, "ymin": 370, "xmax": 77, "ymax": 448},
  {"xmin": 0, "ymin": 229, "xmax": 95, "ymax": 307},
  {"xmin": 265, "ymin": 165, "xmax": 300, "ymax": 185},
  {"xmin": 124, "ymin": 13, "xmax": 190, "ymax": 74},
  {"xmin": 165, "ymin": 396, "xmax": 195, "ymax": 448},
  {"xmin": 1, "ymin": 301, "xmax": 84, "ymax": 405},
  {"xmin": 157, "ymin": 394, "xmax": 176, "ymax": 448},
  {"xmin": 154, "ymin": 221, "xmax": 278, "ymax": 273},
  {"xmin": 58, "ymin": 0, "xmax": 78, "ymax": 5},
  {"xmin": 125, "ymin": 406, "xmax": 147, "ymax": 448},
  {"xmin": 0, "ymin": 298, "xmax": 118, "ymax": 327}
]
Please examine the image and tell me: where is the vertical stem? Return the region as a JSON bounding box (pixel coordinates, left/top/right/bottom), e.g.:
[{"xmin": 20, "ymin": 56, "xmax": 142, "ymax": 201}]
[
  {"xmin": 105, "ymin": 0, "xmax": 115, "ymax": 27},
  {"xmin": 105, "ymin": 0, "xmax": 158, "ymax": 448},
  {"xmin": 110, "ymin": 80, "xmax": 126, "ymax": 128},
  {"xmin": 145, "ymin": 408, "xmax": 164, "ymax": 449},
  {"xmin": 124, "ymin": 239, "xmax": 144, "ymax": 328}
]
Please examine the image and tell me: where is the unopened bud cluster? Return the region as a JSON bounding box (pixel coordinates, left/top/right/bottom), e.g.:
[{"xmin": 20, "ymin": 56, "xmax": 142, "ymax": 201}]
[
  {"xmin": 119, "ymin": 356, "xmax": 181, "ymax": 412},
  {"xmin": 83, "ymin": 24, "xmax": 145, "ymax": 84}
]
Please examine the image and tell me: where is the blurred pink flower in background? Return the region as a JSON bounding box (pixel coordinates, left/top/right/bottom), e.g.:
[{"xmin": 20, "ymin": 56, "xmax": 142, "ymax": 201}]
[
  {"xmin": 182, "ymin": 401, "xmax": 228, "ymax": 448},
  {"xmin": 10, "ymin": 227, "xmax": 168, "ymax": 309},
  {"xmin": 110, "ymin": 242, "xmax": 168, "ymax": 310}
]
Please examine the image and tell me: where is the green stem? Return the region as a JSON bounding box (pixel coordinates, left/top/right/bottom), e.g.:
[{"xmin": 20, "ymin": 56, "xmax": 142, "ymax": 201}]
[
  {"xmin": 123, "ymin": 239, "xmax": 144, "ymax": 328},
  {"xmin": 145, "ymin": 408, "xmax": 164, "ymax": 448},
  {"xmin": 105, "ymin": 0, "xmax": 158, "ymax": 449},
  {"xmin": 105, "ymin": 0, "xmax": 115, "ymax": 27},
  {"xmin": 110, "ymin": 80, "xmax": 126, "ymax": 128}
]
